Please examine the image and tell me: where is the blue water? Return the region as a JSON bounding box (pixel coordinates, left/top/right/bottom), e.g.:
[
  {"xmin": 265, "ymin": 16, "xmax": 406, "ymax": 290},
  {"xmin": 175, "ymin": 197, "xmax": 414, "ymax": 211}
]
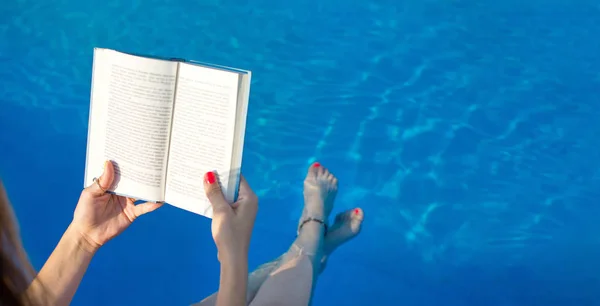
[{"xmin": 2, "ymin": 0, "xmax": 600, "ymax": 305}]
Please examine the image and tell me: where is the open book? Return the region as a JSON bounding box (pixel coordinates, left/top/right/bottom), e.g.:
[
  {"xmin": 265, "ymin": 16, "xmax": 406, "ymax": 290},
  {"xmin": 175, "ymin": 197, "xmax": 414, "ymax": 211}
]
[{"xmin": 83, "ymin": 48, "xmax": 251, "ymax": 218}]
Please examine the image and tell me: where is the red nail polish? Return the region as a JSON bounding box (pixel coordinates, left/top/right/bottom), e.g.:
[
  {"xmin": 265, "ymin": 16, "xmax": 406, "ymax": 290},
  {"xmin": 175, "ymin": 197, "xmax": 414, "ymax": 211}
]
[
  {"xmin": 313, "ymin": 162, "xmax": 321, "ymax": 168},
  {"xmin": 354, "ymin": 209, "xmax": 360, "ymax": 215},
  {"xmin": 205, "ymin": 171, "xmax": 216, "ymax": 184}
]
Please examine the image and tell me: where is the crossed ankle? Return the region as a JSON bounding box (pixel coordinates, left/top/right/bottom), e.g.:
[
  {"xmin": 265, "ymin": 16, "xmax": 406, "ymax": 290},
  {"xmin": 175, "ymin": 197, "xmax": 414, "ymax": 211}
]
[
  {"xmin": 291, "ymin": 240, "xmax": 322, "ymax": 258},
  {"xmin": 301, "ymin": 204, "xmax": 326, "ymax": 218},
  {"xmin": 298, "ymin": 217, "xmax": 328, "ymax": 236}
]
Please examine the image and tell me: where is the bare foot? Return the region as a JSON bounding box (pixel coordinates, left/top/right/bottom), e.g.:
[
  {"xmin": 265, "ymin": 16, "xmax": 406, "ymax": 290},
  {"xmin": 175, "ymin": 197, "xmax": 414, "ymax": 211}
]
[
  {"xmin": 320, "ymin": 207, "xmax": 364, "ymax": 271},
  {"xmin": 300, "ymin": 162, "xmax": 338, "ymax": 226}
]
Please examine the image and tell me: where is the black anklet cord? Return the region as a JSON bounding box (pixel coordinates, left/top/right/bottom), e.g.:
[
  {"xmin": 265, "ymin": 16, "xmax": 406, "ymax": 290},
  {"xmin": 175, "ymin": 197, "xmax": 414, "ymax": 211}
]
[{"xmin": 297, "ymin": 217, "xmax": 328, "ymax": 236}]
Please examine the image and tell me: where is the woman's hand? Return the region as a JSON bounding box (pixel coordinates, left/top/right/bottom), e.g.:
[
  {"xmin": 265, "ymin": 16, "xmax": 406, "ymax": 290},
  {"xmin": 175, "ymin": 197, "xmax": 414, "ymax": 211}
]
[
  {"xmin": 204, "ymin": 171, "xmax": 258, "ymax": 263},
  {"xmin": 72, "ymin": 160, "xmax": 164, "ymax": 251}
]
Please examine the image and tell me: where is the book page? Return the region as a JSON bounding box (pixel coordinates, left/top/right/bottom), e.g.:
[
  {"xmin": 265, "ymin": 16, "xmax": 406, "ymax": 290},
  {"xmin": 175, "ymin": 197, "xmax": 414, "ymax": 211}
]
[
  {"xmin": 164, "ymin": 63, "xmax": 240, "ymax": 217},
  {"xmin": 84, "ymin": 49, "xmax": 177, "ymax": 202}
]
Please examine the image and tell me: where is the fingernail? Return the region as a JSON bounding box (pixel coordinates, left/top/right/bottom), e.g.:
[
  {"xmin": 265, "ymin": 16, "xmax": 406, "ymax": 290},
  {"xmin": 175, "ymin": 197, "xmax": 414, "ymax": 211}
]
[
  {"xmin": 354, "ymin": 209, "xmax": 360, "ymax": 215},
  {"xmin": 103, "ymin": 160, "xmax": 108, "ymax": 170},
  {"xmin": 205, "ymin": 171, "xmax": 216, "ymax": 184},
  {"xmin": 313, "ymin": 162, "xmax": 321, "ymax": 168}
]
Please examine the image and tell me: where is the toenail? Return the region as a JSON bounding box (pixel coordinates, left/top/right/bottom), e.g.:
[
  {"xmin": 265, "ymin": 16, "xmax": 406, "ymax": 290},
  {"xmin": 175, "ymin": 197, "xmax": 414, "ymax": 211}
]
[{"xmin": 313, "ymin": 162, "xmax": 321, "ymax": 168}]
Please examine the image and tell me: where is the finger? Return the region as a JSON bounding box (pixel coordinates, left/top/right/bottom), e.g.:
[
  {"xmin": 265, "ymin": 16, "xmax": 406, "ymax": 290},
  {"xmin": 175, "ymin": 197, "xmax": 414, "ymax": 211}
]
[
  {"xmin": 204, "ymin": 171, "xmax": 230, "ymax": 213},
  {"xmin": 234, "ymin": 175, "xmax": 258, "ymax": 215},
  {"xmin": 86, "ymin": 160, "xmax": 115, "ymax": 197},
  {"xmin": 235, "ymin": 197, "xmax": 258, "ymax": 219},
  {"xmin": 132, "ymin": 201, "xmax": 164, "ymax": 217},
  {"xmin": 237, "ymin": 174, "xmax": 255, "ymax": 198}
]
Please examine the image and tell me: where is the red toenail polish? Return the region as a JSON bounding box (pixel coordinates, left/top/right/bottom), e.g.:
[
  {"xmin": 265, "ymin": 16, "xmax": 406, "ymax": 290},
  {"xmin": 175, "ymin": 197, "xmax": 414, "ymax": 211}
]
[
  {"xmin": 205, "ymin": 171, "xmax": 216, "ymax": 184},
  {"xmin": 354, "ymin": 209, "xmax": 359, "ymax": 215},
  {"xmin": 313, "ymin": 162, "xmax": 321, "ymax": 168}
]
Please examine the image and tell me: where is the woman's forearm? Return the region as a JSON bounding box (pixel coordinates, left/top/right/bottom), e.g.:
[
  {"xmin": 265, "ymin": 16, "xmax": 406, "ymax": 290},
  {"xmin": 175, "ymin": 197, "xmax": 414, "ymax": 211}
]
[
  {"xmin": 216, "ymin": 256, "xmax": 248, "ymax": 306},
  {"xmin": 26, "ymin": 222, "xmax": 98, "ymax": 306}
]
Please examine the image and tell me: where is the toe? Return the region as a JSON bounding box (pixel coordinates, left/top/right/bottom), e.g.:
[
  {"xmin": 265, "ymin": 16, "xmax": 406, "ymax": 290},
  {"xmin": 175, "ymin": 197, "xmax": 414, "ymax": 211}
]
[
  {"xmin": 317, "ymin": 165, "xmax": 327, "ymax": 177},
  {"xmin": 334, "ymin": 208, "xmax": 361, "ymax": 224},
  {"xmin": 352, "ymin": 208, "xmax": 364, "ymax": 220},
  {"xmin": 348, "ymin": 208, "xmax": 364, "ymax": 233},
  {"xmin": 307, "ymin": 162, "xmax": 320, "ymax": 178}
]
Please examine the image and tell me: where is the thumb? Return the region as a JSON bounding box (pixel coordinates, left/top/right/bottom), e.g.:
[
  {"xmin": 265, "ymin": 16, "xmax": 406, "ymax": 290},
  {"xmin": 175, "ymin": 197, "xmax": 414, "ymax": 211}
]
[
  {"xmin": 99, "ymin": 160, "xmax": 115, "ymax": 188},
  {"xmin": 204, "ymin": 171, "xmax": 230, "ymax": 214},
  {"xmin": 88, "ymin": 160, "xmax": 115, "ymax": 196}
]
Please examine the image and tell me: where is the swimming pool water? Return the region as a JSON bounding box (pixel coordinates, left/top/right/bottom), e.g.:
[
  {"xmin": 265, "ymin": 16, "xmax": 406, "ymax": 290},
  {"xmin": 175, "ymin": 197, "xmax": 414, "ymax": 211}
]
[{"xmin": 2, "ymin": 0, "xmax": 600, "ymax": 305}]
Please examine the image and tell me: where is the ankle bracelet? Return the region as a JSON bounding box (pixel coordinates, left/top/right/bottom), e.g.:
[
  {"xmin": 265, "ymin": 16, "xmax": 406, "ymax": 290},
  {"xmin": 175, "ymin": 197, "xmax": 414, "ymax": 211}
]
[{"xmin": 297, "ymin": 217, "xmax": 328, "ymax": 236}]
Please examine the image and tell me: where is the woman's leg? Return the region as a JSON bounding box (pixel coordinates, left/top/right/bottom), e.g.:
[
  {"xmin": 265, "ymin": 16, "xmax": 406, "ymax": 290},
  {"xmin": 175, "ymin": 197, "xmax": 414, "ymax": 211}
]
[
  {"xmin": 250, "ymin": 253, "xmax": 316, "ymax": 306},
  {"xmin": 192, "ymin": 208, "xmax": 364, "ymax": 306},
  {"xmin": 192, "ymin": 257, "xmax": 282, "ymax": 306},
  {"xmin": 249, "ymin": 164, "xmax": 338, "ymax": 306}
]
